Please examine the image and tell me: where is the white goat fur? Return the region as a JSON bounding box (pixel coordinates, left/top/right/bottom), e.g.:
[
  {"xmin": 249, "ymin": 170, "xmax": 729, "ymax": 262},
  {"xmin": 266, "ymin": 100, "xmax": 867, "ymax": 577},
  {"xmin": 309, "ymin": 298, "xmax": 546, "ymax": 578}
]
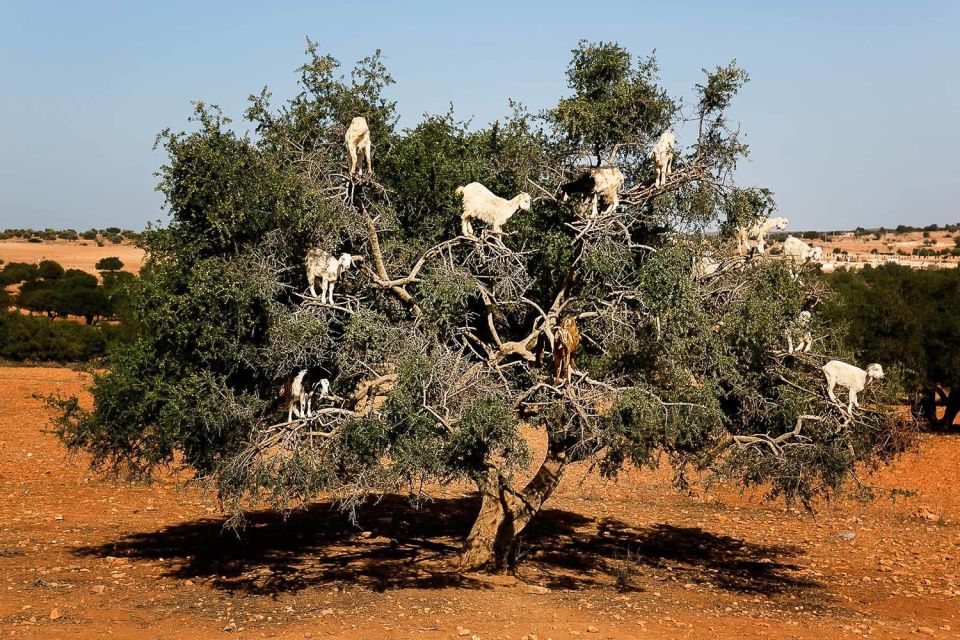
[
  {"xmin": 782, "ymin": 236, "xmax": 823, "ymax": 264},
  {"xmin": 651, "ymin": 130, "xmax": 676, "ymax": 188},
  {"xmin": 282, "ymin": 370, "xmax": 331, "ymax": 422},
  {"xmin": 822, "ymin": 360, "xmax": 885, "ymax": 413},
  {"xmin": 305, "ymin": 249, "xmax": 354, "ymax": 303},
  {"xmin": 562, "ymin": 167, "xmax": 625, "ymax": 217},
  {"xmin": 787, "ymin": 310, "xmax": 813, "ymax": 354},
  {"xmin": 737, "ymin": 216, "xmax": 789, "ymax": 256},
  {"xmin": 456, "ymin": 182, "xmax": 531, "ymax": 236},
  {"xmin": 692, "ymin": 256, "xmax": 722, "ymax": 279},
  {"xmin": 345, "ymin": 117, "xmax": 372, "ymax": 176}
]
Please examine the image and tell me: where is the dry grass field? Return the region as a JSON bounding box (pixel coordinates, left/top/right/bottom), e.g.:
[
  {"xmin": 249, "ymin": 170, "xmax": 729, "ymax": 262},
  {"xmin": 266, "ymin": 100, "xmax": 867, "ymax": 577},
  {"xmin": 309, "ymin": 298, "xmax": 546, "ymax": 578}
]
[
  {"xmin": 1, "ymin": 367, "xmax": 958, "ymax": 639},
  {"xmin": 802, "ymin": 230, "xmax": 960, "ymax": 270},
  {"xmin": 0, "ymin": 240, "xmax": 145, "ymax": 275}
]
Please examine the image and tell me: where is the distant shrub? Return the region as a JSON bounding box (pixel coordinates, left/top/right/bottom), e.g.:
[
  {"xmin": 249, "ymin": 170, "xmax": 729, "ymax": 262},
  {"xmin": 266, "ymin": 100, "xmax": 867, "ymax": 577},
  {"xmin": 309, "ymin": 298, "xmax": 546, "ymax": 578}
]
[
  {"xmin": 57, "ymin": 230, "xmax": 79, "ymax": 241},
  {"xmin": 37, "ymin": 260, "xmax": 65, "ymax": 280},
  {"xmin": 27, "ymin": 237, "xmax": 43, "ymax": 243},
  {"xmin": 108, "ymin": 234, "xmax": 123, "ymax": 244},
  {"xmin": 96, "ymin": 256, "xmax": 124, "ymax": 271},
  {"xmin": 0, "ymin": 262, "xmax": 39, "ymax": 285},
  {"xmin": 0, "ymin": 311, "xmax": 122, "ymax": 362},
  {"xmin": 81, "ymin": 230, "xmax": 98, "ymax": 240},
  {"xmin": 105, "ymin": 227, "xmax": 121, "ymax": 235}
]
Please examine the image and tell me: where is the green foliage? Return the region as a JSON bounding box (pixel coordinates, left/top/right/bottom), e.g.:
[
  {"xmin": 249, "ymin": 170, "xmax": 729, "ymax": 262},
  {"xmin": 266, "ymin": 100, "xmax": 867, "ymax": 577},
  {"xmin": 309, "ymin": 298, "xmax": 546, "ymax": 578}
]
[
  {"xmin": 0, "ymin": 262, "xmax": 39, "ymax": 285},
  {"xmin": 0, "ymin": 311, "xmax": 123, "ymax": 361},
  {"xmin": 38, "ymin": 260, "xmax": 65, "ymax": 280},
  {"xmin": 96, "ymin": 256, "xmax": 124, "ymax": 271}
]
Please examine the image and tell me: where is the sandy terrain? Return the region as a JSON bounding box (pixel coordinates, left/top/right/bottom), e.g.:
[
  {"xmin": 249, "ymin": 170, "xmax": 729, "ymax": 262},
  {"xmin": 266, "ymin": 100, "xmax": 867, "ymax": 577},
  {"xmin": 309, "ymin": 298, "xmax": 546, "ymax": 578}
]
[
  {"xmin": 1, "ymin": 366, "xmax": 958, "ymax": 639},
  {"xmin": 0, "ymin": 240, "xmax": 144, "ymax": 275}
]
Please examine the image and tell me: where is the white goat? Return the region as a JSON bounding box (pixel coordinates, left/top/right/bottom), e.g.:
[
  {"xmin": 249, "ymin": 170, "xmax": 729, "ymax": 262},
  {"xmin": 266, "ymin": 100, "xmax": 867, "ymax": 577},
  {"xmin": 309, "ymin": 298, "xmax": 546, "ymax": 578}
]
[
  {"xmin": 787, "ymin": 310, "xmax": 813, "ymax": 354},
  {"xmin": 692, "ymin": 255, "xmax": 722, "ymax": 280},
  {"xmin": 305, "ymin": 249, "xmax": 355, "ymax": 304},
  {"xmin": 651, "ymin": 129, "xmax": 676, "ymax": 188},
  {"xmin": 782, "ymin": 235, "xmax": 824, "ymax": 264},
  {"xmin": 822, "ymin": 360, "xmax": 885, "ymax": 413},
  {"xmin": 560, "ymin": 166, "xmax": 624, "ymax": 217},
  {"xmin": 281, "ymin": 370, "xmax": 331, "ymax": 421},
  {"xmin": 345, "ymin": 116, "xmax": 372, "ymax": 176},
  {"xmin": 737, "ymin": 216, "xmax": 789, "ymax": 256},
  {"xmin": 456, "ymin": 182, "xmax": 531, "ymax": 236}
]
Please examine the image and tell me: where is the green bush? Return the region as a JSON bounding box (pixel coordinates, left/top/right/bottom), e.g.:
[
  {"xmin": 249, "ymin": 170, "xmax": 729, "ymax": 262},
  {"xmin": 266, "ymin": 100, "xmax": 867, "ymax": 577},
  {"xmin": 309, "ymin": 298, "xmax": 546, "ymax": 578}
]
[
  {"xmin": 0, "ymin": 262, "xmax": 39, "ymax": 285},
  {"xmin": 96, "ymin": 256, "xmax": 124, "ymax": 271},
  {"xmin": 81, "ymin": 230, "xmax": 98, "ymax": 240},
  {"xmin": 38, "ymin": 260, "xmax": 65, "ymax": 280},
  {"xmin": 0, "ymin": 311, "xmax": 123, "ymax": 362}
]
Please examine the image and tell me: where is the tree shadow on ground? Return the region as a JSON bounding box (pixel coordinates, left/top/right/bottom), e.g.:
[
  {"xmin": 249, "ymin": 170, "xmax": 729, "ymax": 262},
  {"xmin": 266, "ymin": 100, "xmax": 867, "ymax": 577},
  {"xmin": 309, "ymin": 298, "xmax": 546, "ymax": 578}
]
[
  {"xmin": 72, "ymin": 494, "xmax": 819, "ymax": 598},
  {"xmin": 524, "ymin": 514, "xmax": 817, "ymax": 595}
]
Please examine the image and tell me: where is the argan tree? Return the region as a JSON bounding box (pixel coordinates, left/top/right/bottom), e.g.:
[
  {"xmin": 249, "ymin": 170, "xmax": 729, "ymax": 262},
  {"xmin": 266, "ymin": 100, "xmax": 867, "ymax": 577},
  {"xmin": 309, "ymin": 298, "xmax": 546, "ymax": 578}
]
[{"xmin": 59, "ymin": 41, "xmax": 909, "ymax": 572}]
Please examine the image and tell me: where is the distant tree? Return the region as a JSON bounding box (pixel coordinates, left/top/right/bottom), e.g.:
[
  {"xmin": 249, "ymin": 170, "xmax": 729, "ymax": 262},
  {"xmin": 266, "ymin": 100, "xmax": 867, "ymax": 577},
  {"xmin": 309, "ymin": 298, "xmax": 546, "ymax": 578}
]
[
  {"xmin": 105, "ymin": 227, "xmax": 122, "ymax": 235},
  {"xmin": 0, "ymin": 262, "xmax": 39, "ymax": 285},
  {"xmin": 96, "ymin": 256, "xmax": 124, "ymax": 271},
  {"xmin": 81, "ymin": 230, "xmax": 98, "ymax": 240},
  {"xmin": 58, "ymin": 42, "xmax": 908, "ymax": 573},
  {"xmin": 108, "ymin": 234, "xmax": 123, "ymax": 244},
  {"xmin": 37, "ymin": 260, "xmax": 65, "ymax": 280}
]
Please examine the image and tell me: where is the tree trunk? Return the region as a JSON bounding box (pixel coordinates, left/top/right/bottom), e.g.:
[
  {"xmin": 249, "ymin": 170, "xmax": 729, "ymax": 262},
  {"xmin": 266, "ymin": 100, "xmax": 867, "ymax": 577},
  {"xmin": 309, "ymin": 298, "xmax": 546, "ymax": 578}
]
[
  {"xmin": 456, "ymin": 444, "xmax": 568, "ymax": 573},
  {"xmin": 939, "ymin": 390, "xmax": 960, "ymax": 432}
]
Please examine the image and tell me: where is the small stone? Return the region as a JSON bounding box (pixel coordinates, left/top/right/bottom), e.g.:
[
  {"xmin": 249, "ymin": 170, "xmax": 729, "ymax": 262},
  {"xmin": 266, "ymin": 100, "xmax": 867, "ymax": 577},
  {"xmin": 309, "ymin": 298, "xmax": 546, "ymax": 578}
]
[
  {"xmin": 91, "ymin": 585, "xmax": 106, "ymax": 594},
  {"xmin": 184, "ymin": 579, "xmax": 194, "ymax": 586},
  {"xmin": 527, "ymin": 585, "xmax": 550, "ymax": 595},
  {"xmin": 49, "ymin": 608, "xmax": 60, "ymax": 620},
  {"xmin": 223, "ymin": 622, "xmax": 236, "ymax": 632},
  {"xmin": 916, "ymin": 627, "xmax": 935, "ymax": 636},
  {"xmin": 320, "ymin": 608, "xmax": 334, "ymax": 616},
  {"xmin": 837, "ymin": 531, "xmax": 856, "ymax": 540},
  {"xmin": 360, "ymin": 531, "xmax": 373, "ymax": 539},
  {"xmin": 54, "ymin": 514, "xmax": 63, "ymax": 521},
  {"xmin": 587, "ymin": 626, "xmax": 599, "ymax": 633},
  {"xmin": 457, "ymin": 627, "xmax": 471, "ymax": 637}
]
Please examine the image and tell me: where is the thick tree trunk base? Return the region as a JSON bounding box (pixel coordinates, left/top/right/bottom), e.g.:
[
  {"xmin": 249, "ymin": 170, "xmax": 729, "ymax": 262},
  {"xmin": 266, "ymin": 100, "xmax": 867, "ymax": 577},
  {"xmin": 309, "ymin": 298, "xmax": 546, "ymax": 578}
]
[{"xmin": 455, "ymin": 445, "xmax": 568, "ymax": 573}]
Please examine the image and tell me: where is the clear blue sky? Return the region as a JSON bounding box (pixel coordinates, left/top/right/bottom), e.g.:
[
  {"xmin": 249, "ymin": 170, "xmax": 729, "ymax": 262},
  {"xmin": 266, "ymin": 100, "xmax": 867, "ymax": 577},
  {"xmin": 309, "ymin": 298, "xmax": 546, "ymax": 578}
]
[{"xmin": 2, "ymin": 1, "xmax": 957, "ymax": 231}]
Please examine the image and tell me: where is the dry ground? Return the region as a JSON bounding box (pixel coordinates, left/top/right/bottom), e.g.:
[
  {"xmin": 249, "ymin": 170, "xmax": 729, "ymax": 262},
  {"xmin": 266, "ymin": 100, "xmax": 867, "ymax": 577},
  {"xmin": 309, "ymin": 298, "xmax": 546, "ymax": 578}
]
[
  {"xmin": 804, "ymin": 230, "xmax": 960, "ymax": 270},
  {"xmin": 0, "ymin": 240, "xmax": 145, "ymax": 275},
  {"xmin": 1, "ymin": 367, "xmax": 958, "ymax": 639}
]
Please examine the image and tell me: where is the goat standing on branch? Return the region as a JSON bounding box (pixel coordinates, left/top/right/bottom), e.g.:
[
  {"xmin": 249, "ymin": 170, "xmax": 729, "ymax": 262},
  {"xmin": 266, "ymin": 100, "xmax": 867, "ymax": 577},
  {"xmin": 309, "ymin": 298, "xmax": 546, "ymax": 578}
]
[
  {"xmin": 456, "ymin": 182, "xmax": 531, "ymax": 236},
  {"xmin": 345, "ymin": 116, "xmax": 372, "ymax": 176},
  {"xmin": 782, "ymin": 235, "xmax": 823, "ymax": 264},
  {"xmin": 305, "ymin": 249, "xmax": 355, "ymax": 303},
  {"xmin": 560, "ymin": 166, "xmax": 624, "ymax": 218},
  {"xmin": 822, "ymin": 360, "xmax": 885, "ymax": 413},
  {"xmin": 552, "ymin": 316, "xmax": 581, "ymax": 384},
  {"xmin": 651, "ymin": 129, "xmax": 676, "ymax": 187},
  {"xmin": 737, "ymin": 216, "xmax": 789, "ymax": 256},
  {"xmin": 280, "ymin": 370, "xmax": 330, "ymax": 422}
]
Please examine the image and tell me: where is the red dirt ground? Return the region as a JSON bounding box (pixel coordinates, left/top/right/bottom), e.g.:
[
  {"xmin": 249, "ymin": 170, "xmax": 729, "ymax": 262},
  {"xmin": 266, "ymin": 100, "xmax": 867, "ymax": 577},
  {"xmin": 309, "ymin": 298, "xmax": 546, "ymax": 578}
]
[{"xmin": 1, "ymin": 367, "xmax": 958, "ymax": 639}]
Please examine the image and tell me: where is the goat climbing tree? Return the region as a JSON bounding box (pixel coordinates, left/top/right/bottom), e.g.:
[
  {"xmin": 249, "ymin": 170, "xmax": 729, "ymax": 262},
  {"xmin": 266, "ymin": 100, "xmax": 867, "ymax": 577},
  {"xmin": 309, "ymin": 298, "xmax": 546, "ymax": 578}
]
[{"xmin": 58, "ymin": 40, "xmax": 910, "ymax": 572}]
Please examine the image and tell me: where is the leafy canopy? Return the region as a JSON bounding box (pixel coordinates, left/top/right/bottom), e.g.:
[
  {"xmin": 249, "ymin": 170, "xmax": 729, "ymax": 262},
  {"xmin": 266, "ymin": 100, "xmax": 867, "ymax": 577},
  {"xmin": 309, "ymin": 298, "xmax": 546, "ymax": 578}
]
[{"xmin": 58, "ymin": 42, "xmax": 907, "ymax": 537}]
